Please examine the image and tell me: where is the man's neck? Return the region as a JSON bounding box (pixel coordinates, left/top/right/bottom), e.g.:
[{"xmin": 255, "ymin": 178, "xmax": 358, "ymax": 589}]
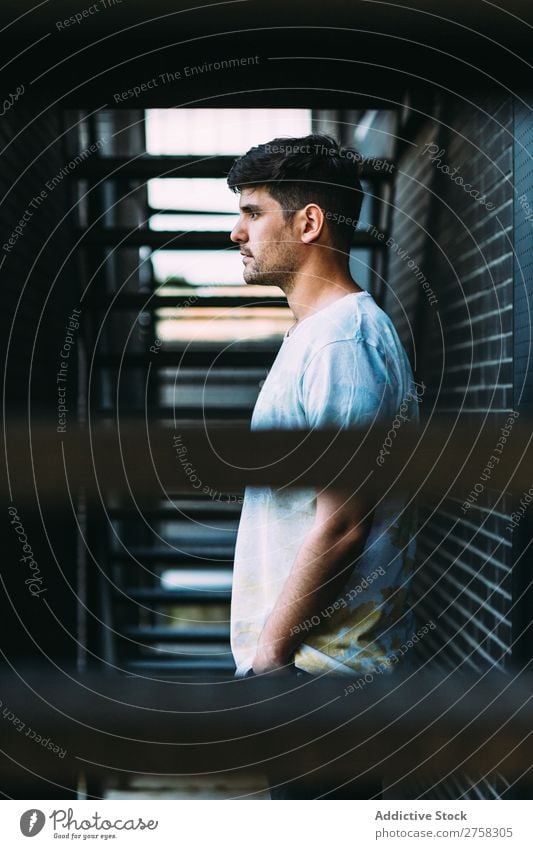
[{"xmin": 283, "ymin": 270, "xmax": 364, "ymax": 328}]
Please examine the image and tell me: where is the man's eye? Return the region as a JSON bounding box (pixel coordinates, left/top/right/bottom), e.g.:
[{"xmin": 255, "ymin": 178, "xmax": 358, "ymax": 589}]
[{"xmin": 249, "ymin": 212, "xmax": 259, "ymax": 219}]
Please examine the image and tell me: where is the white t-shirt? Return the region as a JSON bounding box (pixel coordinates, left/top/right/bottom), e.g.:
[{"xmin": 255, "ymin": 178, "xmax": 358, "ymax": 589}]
[{"xmin": 230, "ymin": 291, "xmax": 421, "ymax": 677}]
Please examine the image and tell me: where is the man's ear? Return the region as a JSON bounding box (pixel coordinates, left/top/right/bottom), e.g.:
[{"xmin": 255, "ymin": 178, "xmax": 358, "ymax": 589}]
[{"xmin": 299, "ymin": 203, "xmax": 325, "ymax": 245}]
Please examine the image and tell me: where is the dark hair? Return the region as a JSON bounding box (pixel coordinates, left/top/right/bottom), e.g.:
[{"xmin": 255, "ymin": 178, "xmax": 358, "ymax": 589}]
[{"xmin": 227, "ymin": 134, "xmax": 364, "ymax": 251}]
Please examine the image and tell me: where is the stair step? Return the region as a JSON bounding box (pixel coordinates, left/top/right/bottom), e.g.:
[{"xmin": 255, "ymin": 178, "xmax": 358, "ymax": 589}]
[
  {"xmin": 120, "ymin": 588, "xmax": 231, "ymax": 604},
  {"xmin": 112, "ymin": 549, "xmax": 234, "ymax": 563},
  {"xmin": 79, "ymin": 228, "xmax": 386, "ymax": 250},
  {"xmin": 159, "ymin": 367, "xmax": 267, "ymax": 383},
  {"xmin": 95, "ymin": 407, "xmax": 252, "ymax": 419},
  {"xmin": 113, "ymin": 557, "xmax": 234, "ymax": 570},
  {"xmin": 89, "ymin": 294, "xmax": 288, "ymax": 310},
  {"xmin": 109, "ymin": 504, "xmax": 242, "ymax": 520},
  {"xmin": 124, "ymin": 658, "xmax": 235, "ymax": 672},
  {"xmin": 95, "ymin": 350, "xmax": 276, "ymax": 368},
  {"xmin": 75, "ymin": 154, "xmax": 393, "ymax": 182},
  {"xmin": 122, "ymin": 627, "xmax": 230, "ymax": 643},
  {"xmin": 76, "ymin": 154, "xmax": 237, "ymax": 180}
]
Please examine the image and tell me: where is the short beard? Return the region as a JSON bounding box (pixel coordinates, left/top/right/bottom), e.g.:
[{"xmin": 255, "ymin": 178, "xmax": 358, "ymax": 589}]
[{"xmin": 243, "ymin": 243, "xmax": 299, "ymax": 293}]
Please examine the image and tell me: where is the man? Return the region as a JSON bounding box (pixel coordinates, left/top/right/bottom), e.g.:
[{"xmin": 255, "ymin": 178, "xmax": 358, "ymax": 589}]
[{"xmin": 227, "ymin": 134, "xmax": 420, "ymax": 798}]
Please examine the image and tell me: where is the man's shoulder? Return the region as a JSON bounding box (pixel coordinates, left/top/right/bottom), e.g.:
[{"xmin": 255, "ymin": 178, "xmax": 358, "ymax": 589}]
[{"xmin": 292, "ymin": 294, "xmax": 396, "ymax": 358}]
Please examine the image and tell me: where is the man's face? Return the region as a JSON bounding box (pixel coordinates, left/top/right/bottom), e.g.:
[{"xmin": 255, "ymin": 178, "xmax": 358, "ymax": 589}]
[{"xmin": 230, "ymin": 186, "xmax": 301, "ymax": 289}]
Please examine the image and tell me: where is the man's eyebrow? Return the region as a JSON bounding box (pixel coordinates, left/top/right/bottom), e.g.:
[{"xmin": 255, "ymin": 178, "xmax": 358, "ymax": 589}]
[{"xmin": 239, "ymin": 203, "xmax": 262, "ymax": 213}]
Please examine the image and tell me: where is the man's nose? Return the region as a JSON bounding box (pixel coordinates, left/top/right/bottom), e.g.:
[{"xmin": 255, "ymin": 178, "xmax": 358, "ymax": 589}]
[{"xmin": 230, "ymin": 217, "xmax": 247, "ymax": 243}]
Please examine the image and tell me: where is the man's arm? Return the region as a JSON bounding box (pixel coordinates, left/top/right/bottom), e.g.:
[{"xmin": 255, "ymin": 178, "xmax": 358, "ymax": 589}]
[{"xmin": 252, "ymin": 488, "xmax": 374, "ymax": 674}]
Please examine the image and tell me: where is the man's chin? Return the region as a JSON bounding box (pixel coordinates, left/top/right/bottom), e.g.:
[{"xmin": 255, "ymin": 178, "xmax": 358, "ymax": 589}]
[{"xmin": 243, "ymin": 271, "xmax": 271, "ymax": 286}]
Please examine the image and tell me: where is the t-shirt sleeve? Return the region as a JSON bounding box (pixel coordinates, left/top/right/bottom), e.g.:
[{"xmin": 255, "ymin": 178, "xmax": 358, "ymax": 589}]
[{"xmin": 299, "ymin": 339, "xmax": 398, "ymax": 429}]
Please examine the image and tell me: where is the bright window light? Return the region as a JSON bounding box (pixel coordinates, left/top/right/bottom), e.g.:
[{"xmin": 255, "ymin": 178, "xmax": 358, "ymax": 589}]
[
  {"xmin": 145, "ymin": 108, "xmax": 312, "ymax": 155},
  {"xmin": 149, "ymin": 214, "xmax": 238, "ymax": 232},
  {"xmin": 147, "ymin": 178, "xmax": 237, "ymax": 212},
  {"xmin": 151, "ymin": 249, "xmax": 242, "ymax": 285}
]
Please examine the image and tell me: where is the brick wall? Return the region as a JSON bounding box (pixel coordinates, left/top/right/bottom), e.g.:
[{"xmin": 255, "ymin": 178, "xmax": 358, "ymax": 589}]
[{"xmin": 383, "ymin": 93, "xmax": 516, "ymax": 799}]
